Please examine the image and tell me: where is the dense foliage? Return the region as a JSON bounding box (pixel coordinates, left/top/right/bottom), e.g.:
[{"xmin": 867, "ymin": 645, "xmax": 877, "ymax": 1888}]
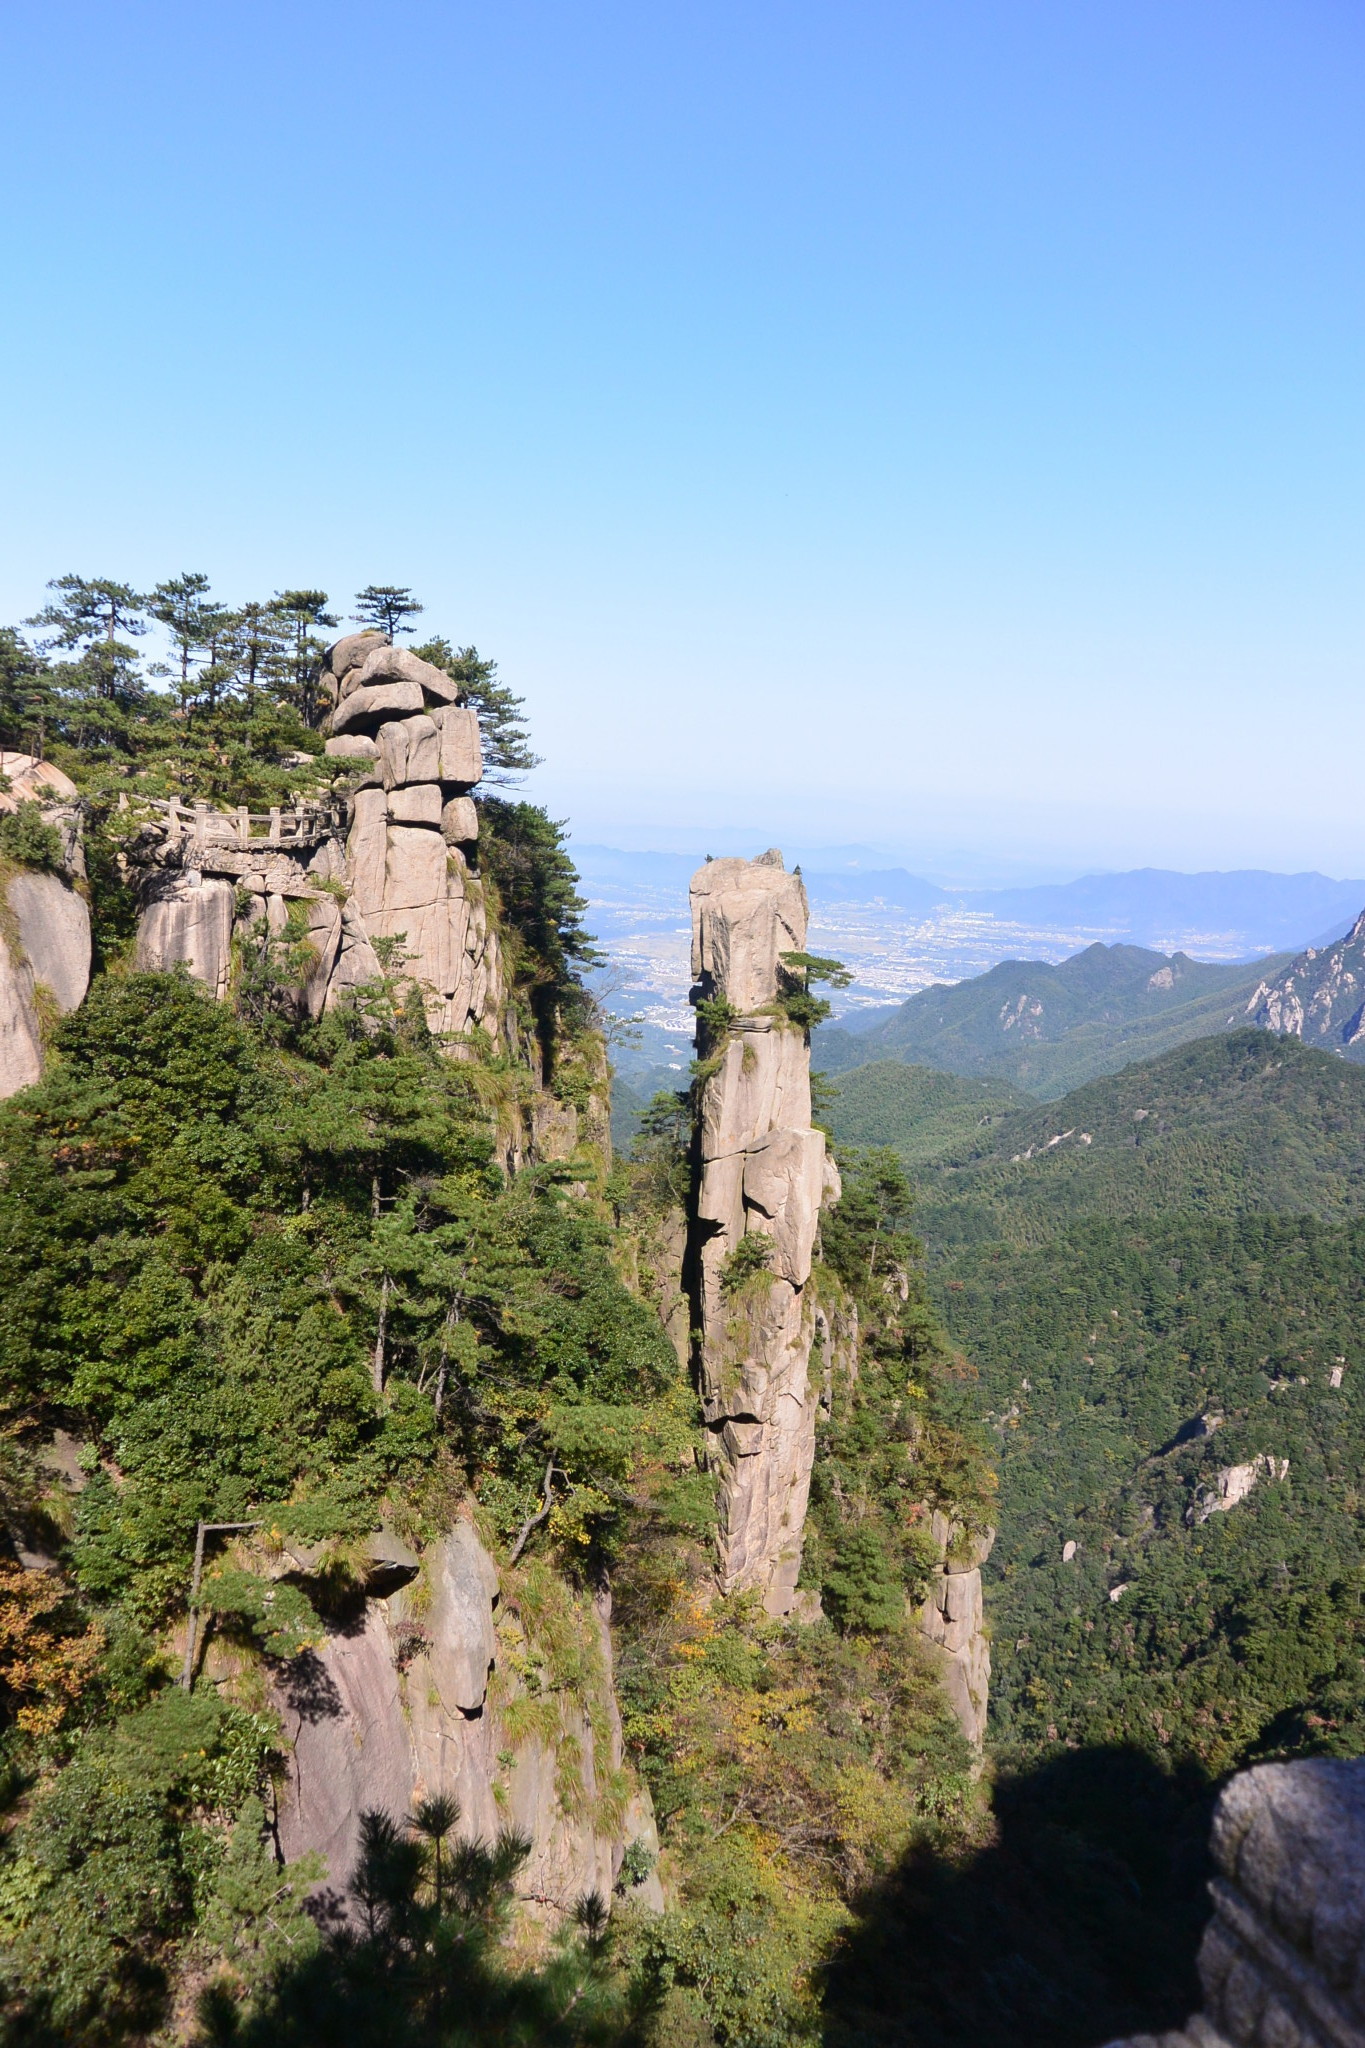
[{"xmin": 821, "ymin": 1028, "xmax": 1365, "ymax": 2043}]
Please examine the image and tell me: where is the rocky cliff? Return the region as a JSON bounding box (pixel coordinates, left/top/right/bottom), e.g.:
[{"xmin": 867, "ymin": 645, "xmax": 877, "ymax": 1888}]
[
  {"xmin": 1102, "ymin": 1756, "xmax": 1365, "ymax": 2048},
  {"xmin": 132, "ymin": 629, "xmax": 501, "ymax": 1047},
  {"xmin": 0, "ymin": 753, "xmax": 91, "ymax": 1099},
  {"xmin": 1246, "ymin": 908, "xmax": 1365, "ymax": 1060},
  {"xmin": 686, "ymin": 851, "xmax": 839, "ymax": 1614},
  {"xmin": 916, "ymin": 1511, "xmax": 994, "ymax": 1749},
  {"xmin": 251, "ymin": 1519, "xmax": 663, "ymax": 1923}
]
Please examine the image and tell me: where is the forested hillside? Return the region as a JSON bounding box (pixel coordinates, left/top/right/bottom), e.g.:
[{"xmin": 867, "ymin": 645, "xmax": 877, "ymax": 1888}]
[
  {"xmin": 842, "ymin": 1031, "xmax": 1365, "ymax": 2040},
  {"xmin": 815, "ymin": 941, "xmax": 1291, "ymax": 1099},
  {"xmin": 0, "ymin": 575, "xmax": 995, "ymax": 2048}
]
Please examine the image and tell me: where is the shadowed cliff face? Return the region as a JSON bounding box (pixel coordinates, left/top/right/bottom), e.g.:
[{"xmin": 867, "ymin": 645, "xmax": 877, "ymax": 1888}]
[
  {"xmin": 687, "ymin": 851, "xmax": 836, "ymax": 1611},
  {"xmin": 822, "ymin": 1745, "xmax": 1213, "ymax": 2048}
]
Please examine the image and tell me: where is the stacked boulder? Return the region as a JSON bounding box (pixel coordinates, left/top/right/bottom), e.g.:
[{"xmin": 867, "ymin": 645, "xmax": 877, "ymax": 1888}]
[
  {"xmin": 135, "ymin": 633, "xmax": 501, "ymax": 1044},
  {"xmin": 1102, "ymin": 1757, "xmax": 1365, "ymax": 2048},
  {"xmin": 687, "ymin": 851, "xmax": 840, "ymax": 1614},
  {"xmin": 320, "ymin": 632, "xmax": 500, "ymax": 1040},
  {"xmin": 0, "ymin": 753, "xmax": 91, "ymax": 1100}
]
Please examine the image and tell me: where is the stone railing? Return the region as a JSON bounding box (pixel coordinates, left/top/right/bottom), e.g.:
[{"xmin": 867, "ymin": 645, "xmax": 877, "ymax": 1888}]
[{"xmin": 154, "ymin": 797, "xmax": 348, "ymax": 858}]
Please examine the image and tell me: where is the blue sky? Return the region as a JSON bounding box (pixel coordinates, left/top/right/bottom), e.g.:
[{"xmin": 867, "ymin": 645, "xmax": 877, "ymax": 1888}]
[{"xmin": 1, "ymin": 1, "xmax": 1362, "ymax": 881}]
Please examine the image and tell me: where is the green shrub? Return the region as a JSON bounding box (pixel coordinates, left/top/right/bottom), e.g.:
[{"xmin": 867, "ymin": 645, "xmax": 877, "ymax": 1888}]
[
  {"xmin": 0, "ymin": 800, "xmax": 62, "ymax": 870},
  {"xmin": 822, "ymin": 1527, "xmax": 905, "ymax": 1634}
]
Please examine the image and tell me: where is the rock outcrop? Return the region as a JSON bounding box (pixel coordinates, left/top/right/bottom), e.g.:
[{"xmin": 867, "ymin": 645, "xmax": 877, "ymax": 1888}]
[
  {"xmin": 130, "ymin": 634, "xmax": 501, "ymax": 1044},
  {"xmin": 0, "ymin": 754, "xmax": 92, "ymax": 1100},
  {"xmin": 270, "ymin": 1517, "xmax": 663, "ymax": 1921},
  {"xmin": 1245, "ymin": 908, "xmax": 1365, "ymax": 1059},
  {"xmin": 915, "ymin": 1512, "xmax": 994, "ymax": 1748},
  {"xmin": 1101, "ymin": 1757, "xmax": 1365, "ymax": 2048},
  {"xmin": 687, "ymin": 851, "xmax": 835, "ymax": 1613}
]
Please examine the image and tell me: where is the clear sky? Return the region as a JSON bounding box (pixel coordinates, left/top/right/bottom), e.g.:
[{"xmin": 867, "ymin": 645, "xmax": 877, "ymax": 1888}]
[{"xmin": 2, "ymin": 1, "xmax": 1362, "ymax": 882}]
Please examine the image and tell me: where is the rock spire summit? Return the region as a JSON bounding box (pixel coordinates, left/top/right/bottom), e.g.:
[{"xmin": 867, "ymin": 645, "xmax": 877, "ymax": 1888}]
[{"xmin": 687, "ymin": 849, "xmax": 839, "ymax": 1613}]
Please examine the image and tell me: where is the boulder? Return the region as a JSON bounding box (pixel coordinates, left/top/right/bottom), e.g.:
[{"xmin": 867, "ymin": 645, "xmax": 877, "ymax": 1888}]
[
  {"xmin": 388, "ymin": 783, "xmax": 443, "ymax": 826},
  {"xmin": 690, "ymin": 853, "xmax": 809, "ymax": 1013},
  {"xmin": 329, "ymin": 677, "xmax": 424, "ymax": 734},
  {"xmin": 432, "ymin": 705, "xmax": 483, "ymax": 785},
  {"xmin": 324, "ymin": 733, "xmax": 380, "ymax": 761},
  {"xmin": 325, "ymin": 630, "xmax": 389, "ymax": 684},
  {"xmin": 441, "ymin": 796, "xmax": 479, "ymax": 844},
  {"xmin": 136, "ymin": 871, "xmax": 236, "ymax": 998},
  {"xmin": 379, "ymin": 714, "xmax": 441, "ymax": 789},
  {"xmin": 383, "ymin": 825, "xmax": 448, "ymax": 913},
  {"xmin": 1104, "ymin": 1757, "xmax": 1365, "ymax": 2048},
  {"xmin": 0, "ymin": 754, "xmax": 79, "ymax": 808},
  {"xmin": 346, "ymin": 786, "xmax": 390, "ymax": 919},
  {"xmin": 354, "ymin": 644, "xmax": 461, "ymax": 706}
]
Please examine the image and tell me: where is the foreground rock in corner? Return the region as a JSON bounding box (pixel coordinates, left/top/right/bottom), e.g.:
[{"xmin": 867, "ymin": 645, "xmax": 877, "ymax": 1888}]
[
  {"xmin": 687, "ymin": 850, "xmax": 834, "ymax": 1613},
  {"xmin": 1100, "ymin": 1756, "xmax": 1365, "ymax": 2048}
]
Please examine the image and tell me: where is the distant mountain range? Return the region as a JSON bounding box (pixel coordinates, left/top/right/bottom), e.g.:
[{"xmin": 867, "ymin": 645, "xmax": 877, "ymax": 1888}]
[
  {"xmin": 574, "ymin": 848, "xmax": 1365, "ymax": 960},
  {"xmin": 813, "ymin": 941, "xmax": 1294, "ymax": 1101}
]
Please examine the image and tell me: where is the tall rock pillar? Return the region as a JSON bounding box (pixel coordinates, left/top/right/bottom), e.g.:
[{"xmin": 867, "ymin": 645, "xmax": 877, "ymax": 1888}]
[{"xmin": 687, "ymin": 851, "xmax": 838, "ymax": 1614}]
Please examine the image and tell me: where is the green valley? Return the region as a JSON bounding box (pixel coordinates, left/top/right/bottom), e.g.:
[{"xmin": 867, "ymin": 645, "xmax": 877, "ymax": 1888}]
[{"xmin": 816, "ymin": 942, "xmax": 1292, "ymax": 1100}]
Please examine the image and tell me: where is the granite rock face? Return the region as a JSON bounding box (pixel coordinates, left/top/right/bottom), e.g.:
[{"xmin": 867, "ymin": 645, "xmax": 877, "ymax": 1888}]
[
  {"xmin": 272, "ymin": 1518, "xmax": 661, "ymax": 1925},
  {"xmin": 687, "ymin": 850, "xmax": 832, "ymax": 1612},
  {"xmin": 915, "ymin": 1513, "xmax": 994, "ymax": 1747},
  {"xmin": 1100, "ymin": 1757, "xmax": 1365, "ymax": 2048},
  {"xmin": 1245, "ymin": 908, "xmax": 1365, "ymax": 1058},
  {"xmin": 129, "ymin": 634, "xmax": 498, "ymax": 1044},
  {"xmin": 0, "ymin": 770, "xmax": 93, "ymax": 1099}
]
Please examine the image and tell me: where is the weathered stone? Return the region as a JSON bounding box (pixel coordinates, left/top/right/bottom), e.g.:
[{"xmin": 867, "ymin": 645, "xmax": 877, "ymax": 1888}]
[
  {"xmin": 294, "ymin": 894, "xmax": 344, "ymax": 1021},
  {"xmin": 441, "ymin": 795, "xmax": 479, "ymax": 843},
  {"xmin": 387, "ymin": 783, "xmax": 443, "ymax": 826},
  {"xmin": 742, "ymin": 1126, "xmax": 826, "ymax": 1283},
  {"xmin": 324, "ymin": 732, "xmax": 380, "ymax": 760},
  {"xmin": 379, "ymin": 715, "xmax": 441, "ymax": 789},
  {"xmin": 698, "ymin": 1026, "xmax": 811, "ymax": 1158},
  {"xmin": 432, "ymin": 704, "xmax": 483, "ymax": 785},
  {"xmin": 325, "ymin": 630, "xmax": 389, "ymax": 685},
  {"xmin": 329, "ymin": 677, "xmax": 424, "ymax": 733},
  {"xmin": 353, "ymin": 643, "xmax": 459, "ymax": 707},
  {"xmin": 419, "ymin": 1520, "xmax": 499, "ymax": 1714},
  {"xmin": 324, "ymin": 900, "xmax": 384, "ymax": 1006},
  {"xmin": 0, "ymin": 753, "xmax": 79, "ymax": 807},
  {"xmin": 383, "ymin": 825, "xmax": 448, "ymax": 913},
  {"xmin": 8, "ymin": 870, "xmax": 91, "ymax": 1016},
  {"xmin": 1102, "ymin": 1757, "xmax": 1365, "ymax": 2048},
  {"xmin": 345, "ymin": 786, "xmax": 389, "ymax": 919},
  {"xmin": 687, "ymin": 851, "xmax": 830, "ymax": 1611},
  {"xmin": 135, "ymin": 871, "xmax": 236, "ymax": 998},
  {"xmin": 690, "ymin": 851, "xmax": 809, "ymax": 1013},
  {"xmin": 0, "ymin": 933, "xmax": 42, "ymax": 1098},
  {"xmin": 274, "ymin": 1601, "xmax": 412, "ymax": 1896}
]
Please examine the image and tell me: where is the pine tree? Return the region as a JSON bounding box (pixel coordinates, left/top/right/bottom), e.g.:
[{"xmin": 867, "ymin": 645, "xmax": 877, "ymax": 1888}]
[{"xmin": 353, "ymin": 584, "xmax": 424, "ymax": 640}]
